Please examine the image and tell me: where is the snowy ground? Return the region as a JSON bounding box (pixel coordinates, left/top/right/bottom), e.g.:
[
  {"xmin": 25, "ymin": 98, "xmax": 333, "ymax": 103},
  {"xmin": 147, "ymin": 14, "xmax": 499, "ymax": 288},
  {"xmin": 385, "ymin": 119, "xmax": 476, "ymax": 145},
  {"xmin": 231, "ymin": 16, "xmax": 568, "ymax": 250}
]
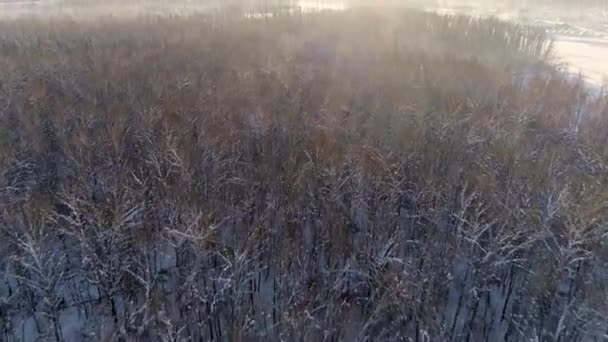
[{"xmin": 552, "ymin": 35, "xmax": 608, "ymax": 85}]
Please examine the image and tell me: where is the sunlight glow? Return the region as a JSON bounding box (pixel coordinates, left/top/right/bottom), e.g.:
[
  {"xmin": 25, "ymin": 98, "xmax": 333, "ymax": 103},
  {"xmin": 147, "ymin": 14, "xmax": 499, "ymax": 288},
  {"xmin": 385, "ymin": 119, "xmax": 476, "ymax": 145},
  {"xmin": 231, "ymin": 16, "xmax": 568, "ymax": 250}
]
[{"xmin": 297, "ymin": 1, "xmax": 346, "ymax": 11}]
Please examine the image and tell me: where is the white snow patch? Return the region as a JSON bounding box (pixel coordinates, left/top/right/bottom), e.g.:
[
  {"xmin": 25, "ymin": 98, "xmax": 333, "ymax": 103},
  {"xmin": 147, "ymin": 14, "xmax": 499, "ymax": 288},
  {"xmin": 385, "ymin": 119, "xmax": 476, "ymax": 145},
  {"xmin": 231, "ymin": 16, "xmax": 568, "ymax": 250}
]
[{"xmin": 552, "ymin": 35, "xmax": 608, "ymax": 86}]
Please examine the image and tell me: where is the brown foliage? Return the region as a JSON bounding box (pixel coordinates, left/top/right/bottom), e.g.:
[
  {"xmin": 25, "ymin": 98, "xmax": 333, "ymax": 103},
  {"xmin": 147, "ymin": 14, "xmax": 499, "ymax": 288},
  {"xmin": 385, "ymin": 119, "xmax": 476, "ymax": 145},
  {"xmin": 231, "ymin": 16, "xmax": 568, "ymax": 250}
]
[{"xmin": 0, "ymin": 9, "xmax": 607, "ymax": 341}]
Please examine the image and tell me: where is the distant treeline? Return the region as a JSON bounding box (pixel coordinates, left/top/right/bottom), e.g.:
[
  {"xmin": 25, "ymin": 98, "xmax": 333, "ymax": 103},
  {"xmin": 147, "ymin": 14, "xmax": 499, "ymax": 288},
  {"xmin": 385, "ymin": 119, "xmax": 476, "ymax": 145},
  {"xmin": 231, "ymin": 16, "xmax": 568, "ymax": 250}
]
[{"xmin": 52, "ymin": 0, "xmax": 608, "ymax": 11}]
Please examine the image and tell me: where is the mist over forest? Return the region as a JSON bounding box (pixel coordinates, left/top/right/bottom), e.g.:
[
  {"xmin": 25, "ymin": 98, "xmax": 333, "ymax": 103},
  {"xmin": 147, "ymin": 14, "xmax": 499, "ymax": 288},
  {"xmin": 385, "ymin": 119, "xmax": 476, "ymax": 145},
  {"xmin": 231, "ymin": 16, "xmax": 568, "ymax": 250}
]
[{"xmin": 1, "ymin": 1, "xmax": 607, "ymax": 341}]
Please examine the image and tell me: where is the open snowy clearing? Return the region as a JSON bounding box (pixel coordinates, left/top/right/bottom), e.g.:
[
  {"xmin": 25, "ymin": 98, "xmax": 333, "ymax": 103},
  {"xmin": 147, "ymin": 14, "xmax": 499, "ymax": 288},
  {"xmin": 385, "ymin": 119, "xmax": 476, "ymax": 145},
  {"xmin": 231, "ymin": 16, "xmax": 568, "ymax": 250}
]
[{"xmin": 552, "ymin": 35, "xmax": 608, "ymax": 86}]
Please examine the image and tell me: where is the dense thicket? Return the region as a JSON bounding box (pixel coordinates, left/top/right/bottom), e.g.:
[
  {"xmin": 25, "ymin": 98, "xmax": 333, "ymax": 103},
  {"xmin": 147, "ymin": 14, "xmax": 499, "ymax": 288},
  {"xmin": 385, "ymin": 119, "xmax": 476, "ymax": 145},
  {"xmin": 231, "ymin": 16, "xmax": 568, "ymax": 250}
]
[{"xmin": 0, "ymin": 9, "xmax": 607, "ymax": 341}]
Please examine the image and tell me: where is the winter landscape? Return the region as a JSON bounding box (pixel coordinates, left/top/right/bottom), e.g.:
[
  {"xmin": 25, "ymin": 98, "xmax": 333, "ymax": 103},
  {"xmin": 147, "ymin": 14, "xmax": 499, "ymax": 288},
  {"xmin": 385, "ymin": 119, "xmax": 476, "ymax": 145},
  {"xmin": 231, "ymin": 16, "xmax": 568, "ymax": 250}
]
[{"xmin": 0, "ymin": 1, "xmax": 607, "ymax": 341}]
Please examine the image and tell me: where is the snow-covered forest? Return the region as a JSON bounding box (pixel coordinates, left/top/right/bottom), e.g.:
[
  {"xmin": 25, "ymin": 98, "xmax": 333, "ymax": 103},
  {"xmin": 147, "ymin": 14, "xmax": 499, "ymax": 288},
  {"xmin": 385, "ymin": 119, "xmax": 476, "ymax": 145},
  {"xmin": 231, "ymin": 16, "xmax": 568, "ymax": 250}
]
[{"xmin": 1, "ymin": 5, "xmax": 608, "ymax": 342}]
